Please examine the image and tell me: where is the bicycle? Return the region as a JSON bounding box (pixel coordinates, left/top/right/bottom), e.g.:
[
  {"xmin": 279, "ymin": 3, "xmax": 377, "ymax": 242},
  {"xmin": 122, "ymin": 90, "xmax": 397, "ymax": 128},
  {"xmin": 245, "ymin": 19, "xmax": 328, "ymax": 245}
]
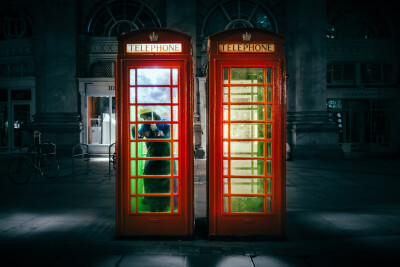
[{"xmin": 8, "ymin": 143, "xmax": 60, "ymax": 185}]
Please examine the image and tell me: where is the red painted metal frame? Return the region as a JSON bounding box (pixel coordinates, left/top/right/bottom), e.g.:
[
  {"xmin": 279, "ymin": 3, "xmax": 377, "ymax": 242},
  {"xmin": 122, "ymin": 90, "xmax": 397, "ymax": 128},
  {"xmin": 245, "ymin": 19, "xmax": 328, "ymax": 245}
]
[
  {"xmin": 208, "ymin": 28, "xmax": 286, "ymax": 238},
  {"xmin": 115, "ymin": 29, "xmax": 193, "ymax": 237}
]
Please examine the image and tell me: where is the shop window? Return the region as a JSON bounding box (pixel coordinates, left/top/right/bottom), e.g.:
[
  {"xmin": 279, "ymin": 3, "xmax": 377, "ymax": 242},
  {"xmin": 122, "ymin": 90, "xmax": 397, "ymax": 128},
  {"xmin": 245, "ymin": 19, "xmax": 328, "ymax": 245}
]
[{"xmin": 88, "ymin": 96, "xmax": 115, "ymax": 144}]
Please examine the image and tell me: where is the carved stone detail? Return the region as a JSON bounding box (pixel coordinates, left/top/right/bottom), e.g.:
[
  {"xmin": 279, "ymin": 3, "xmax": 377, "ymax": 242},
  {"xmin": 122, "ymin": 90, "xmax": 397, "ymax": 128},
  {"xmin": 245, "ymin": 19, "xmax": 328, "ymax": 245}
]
[
  {"xmin": 0, "ymin": 40, "xmax": 33, "ymax": 57},
  {"xmin": 86, "ymin": 38, "xmax": 118, "ymax": 54}
]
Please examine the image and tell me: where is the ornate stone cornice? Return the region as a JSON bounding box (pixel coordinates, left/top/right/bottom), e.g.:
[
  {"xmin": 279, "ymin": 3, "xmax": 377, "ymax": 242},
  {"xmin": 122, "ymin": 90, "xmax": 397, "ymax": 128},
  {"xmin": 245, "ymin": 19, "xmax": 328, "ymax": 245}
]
[{"xmin": 86, "ymin": 37, "xmax": 118, "ymax": 54}]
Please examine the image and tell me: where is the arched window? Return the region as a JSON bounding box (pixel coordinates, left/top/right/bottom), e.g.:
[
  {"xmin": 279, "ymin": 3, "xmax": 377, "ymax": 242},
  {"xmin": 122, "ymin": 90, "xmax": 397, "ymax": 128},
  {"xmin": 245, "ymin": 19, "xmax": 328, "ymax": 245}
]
[
  {"xmin": 201, "ymin": 0, "xmax": 278, "ymax": 37},
  {"xmin": 87, "ymin": 0, "xmax": 161, "ymax": 37},
  {"xmin": 327, "ymin": 0, "xmax": 393, "ymax": 39},
  {"xmin": 198, "ymin": 0, "xmax": 278, "ymax": 76}
]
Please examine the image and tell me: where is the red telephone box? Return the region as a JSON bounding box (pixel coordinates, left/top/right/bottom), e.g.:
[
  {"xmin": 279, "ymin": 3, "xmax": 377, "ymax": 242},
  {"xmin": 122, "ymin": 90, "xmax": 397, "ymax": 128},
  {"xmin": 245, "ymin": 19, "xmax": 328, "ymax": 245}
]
[
  {"xmin": 208, "ymin": 29, "xmax": 286, "ymax": 237},
  {"xmin": 115, "ymin": 29, "xmax": 193, "ymax": 237}
]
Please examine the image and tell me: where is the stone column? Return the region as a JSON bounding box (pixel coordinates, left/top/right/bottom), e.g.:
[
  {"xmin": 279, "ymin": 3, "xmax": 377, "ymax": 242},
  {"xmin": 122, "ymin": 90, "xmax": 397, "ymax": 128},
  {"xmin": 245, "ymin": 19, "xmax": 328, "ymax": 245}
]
[
  {"xmin": 167, "ymin": 0, "xmax": 201, "ymax": 156},
  {"xmin": 286, "ymin": 0, "xmax": 343, "ymax": 159},
  {"xmin": 196, "ymin": 77, "xmax": 207, "ymax": 158},
  {"xmin": 31, "ymin": 0, "xmax": 80, "ymax": 154}
]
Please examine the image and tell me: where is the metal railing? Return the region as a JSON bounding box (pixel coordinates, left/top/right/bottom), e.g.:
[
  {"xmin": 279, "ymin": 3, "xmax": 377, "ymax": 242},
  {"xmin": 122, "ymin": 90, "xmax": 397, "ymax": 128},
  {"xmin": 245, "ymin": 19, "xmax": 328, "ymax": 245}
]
[
  {"xmin": 109, "ymin": 143, "xmax": 116, "ymax": 180},
  {"xmin": 72, "ymin": 143, "xmax": 89, "ymax": 179}
]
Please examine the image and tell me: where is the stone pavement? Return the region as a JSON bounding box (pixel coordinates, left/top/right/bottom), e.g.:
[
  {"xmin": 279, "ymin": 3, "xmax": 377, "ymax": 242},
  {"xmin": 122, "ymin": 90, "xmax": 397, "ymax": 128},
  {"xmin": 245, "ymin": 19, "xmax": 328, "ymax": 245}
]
[{"xmin": 0, "ymin": 155, "xmax": 399, "ymax": 266}]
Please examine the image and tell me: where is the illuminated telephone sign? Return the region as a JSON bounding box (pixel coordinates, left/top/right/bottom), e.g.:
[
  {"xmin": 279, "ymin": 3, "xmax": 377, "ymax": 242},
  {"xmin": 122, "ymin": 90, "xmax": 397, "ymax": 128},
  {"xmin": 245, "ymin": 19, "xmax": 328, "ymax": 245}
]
[
  {"xmin": 115, "ymin": 29, "xmax": 194, "ymax": 237},
  {"xmin": 208, "ymin": 29, "xmax": 287, "ymax": 238},
  {"xmin": 126, "ymin": 43, "xmax": 182, "ymax": 53},
  {"xmin": 218, "ymin": 43, "xmax": 275, "ymax": 53}
]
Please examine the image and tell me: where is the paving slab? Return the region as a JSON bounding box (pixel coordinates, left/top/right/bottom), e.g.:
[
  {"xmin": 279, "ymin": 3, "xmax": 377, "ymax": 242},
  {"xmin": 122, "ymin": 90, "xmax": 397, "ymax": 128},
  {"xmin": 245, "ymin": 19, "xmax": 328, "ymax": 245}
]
[
  {"xmin": 119, "ymin": 255, "xmax": 186, "ymax": 267},
  {"xmin": 51, "ymin": 254, "xmax": 122, "ymax": 267},
  {"xmin": 186, "ymin": 255, "xmax": 253, "ymax": 267},
  {"xmin": 252, "ymin": 255, "xmax": 308, "ymax": 267},
  {"xmin": 0, "ymin": 156, "xmax": 399, "ymax": 266}
]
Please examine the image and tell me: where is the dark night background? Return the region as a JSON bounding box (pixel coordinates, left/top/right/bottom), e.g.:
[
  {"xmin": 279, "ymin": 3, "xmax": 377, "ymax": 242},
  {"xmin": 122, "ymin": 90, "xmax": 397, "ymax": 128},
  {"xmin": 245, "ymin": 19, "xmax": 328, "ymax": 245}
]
[{"xmin": 0, "ymin": 0, "xmax": 399, "ymax": 266}]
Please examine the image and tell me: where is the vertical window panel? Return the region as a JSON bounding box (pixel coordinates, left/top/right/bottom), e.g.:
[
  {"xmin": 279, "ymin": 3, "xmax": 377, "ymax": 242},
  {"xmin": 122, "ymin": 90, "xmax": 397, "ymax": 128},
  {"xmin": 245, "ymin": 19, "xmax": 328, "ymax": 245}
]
[
  {"xmin": 173, "ymin": 142, "xmax": 178, "ymax": 157},
  {"xmin": 223, "ymin": 178, "xmax": 229, "ymax": 194},
  {"xmin": 267, "ymin": 160, "xmax": 272, "ymax": 175},
  {"xmin": 173, "ymin": 160, "xmax": 178, "ymax": 175},
  {"xmin": 223, "ymin": 124, "xmax": 229, "ymax": 138},
  {"xmin": 130, "ymin": 142, "xmax": 136, "ymax": 158},
  {"xmin": 266, "ymin": 68, "xmax": 271, "ymax": 84},
  {"xmin": 130, "ymin": 87, "xmax": 136, "ymax": 103},
  {"xmin": 224, "ymin": 197, "xmax": 229, "ymax": 212},
  {"xmin": 223, "ymin": 160, "xmax": 229, "ymax": 175},
  {"xmin": 130, "ymin": 179, "xmax": 136, "ymax": 194},
  {"xmin": 223, "ymin": 68, "xmax": 229, "ymax": 84},
  {"xmin": 266, "ymin": 86, "xmax": 272, "ymax": 102},
  {"xmin": 266, "ymin": 105, "xmax": 271, "ymax": 121},
  {"xmin": 266, "ymin": 141, "xmax": 272, "ymax": 157},
  {"xmin": 173, "ymin": 106, "xmax": 178, "ymax": 121},
  {"xmin": 173, "ymin": 124, "xmax": 178, "ymax": 139},
  {"xmin": 173, "ymin": 196, "xmax": 178, "ymax": 212},
  {"xmin": 130, "ymin": 197, "xmax": 136, "ymax": 212},
  {"xmin": 130, "ymin": 160, "xmax": 136, "ymax": 176},
  {"xmin": 223, "ymin": 141, "xmax": 229, "ymax": 157},
  {"xmin": 223, "ymin": 87, "xmax": 229, "ymax": 102},
  {"xmin": 172, "ymin": 69, "xmax": 178, "ymax": 85},
  {"xmin": 173, "ymin": 178, "xmax": 179, "ymax": 194},
  {"xmin": 130, "ymin": 124, "xmax": 136, "ymax": 139},
  {"xmin": 130, "ymin": 106, "xmax": 136, "ymax": 121},
  {"xmin": 130, "ymin": 69, "xmax": 136, "ymax": 85},
  {"xmin": 267, "ymin": 196, "xmax": 272, "ymax": 212},
  {"xmin": 266, "ymin": 123, "xmax": 271, "ymax": 139},
  {"xmin": 223, "ymin": 105, "xmax": 229, "ymax": 120},
  {"xmin": 173, "ymin": 87, "xmax": 178, "ymax": 103}
]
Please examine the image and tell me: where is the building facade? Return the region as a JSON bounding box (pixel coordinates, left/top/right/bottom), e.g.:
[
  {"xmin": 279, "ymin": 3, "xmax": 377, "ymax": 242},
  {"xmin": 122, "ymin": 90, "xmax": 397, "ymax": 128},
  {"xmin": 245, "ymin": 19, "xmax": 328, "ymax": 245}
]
[{"xmin": 0, "ymin": 0, "xmax": 399, "ymax": 158}]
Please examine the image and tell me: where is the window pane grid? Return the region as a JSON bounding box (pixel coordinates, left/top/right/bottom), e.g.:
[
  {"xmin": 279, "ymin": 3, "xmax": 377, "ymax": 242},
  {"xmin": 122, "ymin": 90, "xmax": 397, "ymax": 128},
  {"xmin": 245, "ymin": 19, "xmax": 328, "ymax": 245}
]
[
  {"xmin": 128, "ymin": 67, "xmax": 180, "ymax": 214},
  {"xmin": 223, "ymin": 67, "xmax": 273, "ymax": 214}
]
